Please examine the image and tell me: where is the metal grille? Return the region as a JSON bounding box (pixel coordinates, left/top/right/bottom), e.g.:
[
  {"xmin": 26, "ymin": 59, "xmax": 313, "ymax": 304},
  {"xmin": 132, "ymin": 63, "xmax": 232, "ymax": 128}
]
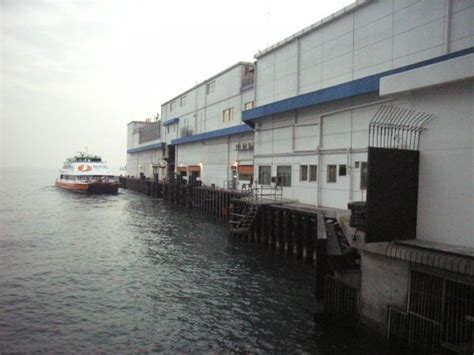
[
  {"xmin": 409, "ymin": 271, "xmax": 443, "ymax": 322},
  {"xmin": 388, "ymin": 270, "xmax": 474, "ymax": 354},
  {"xmin": 444, "ymin": 280, "xmax": 474, "ymax": 353},
  {"xmin": 388, "ymin": 307, "xmax": 442, "ymax": 354},
  {"xmin": 324, "ymin": 275, "xmax": 359, "ymax": 323},
  {"xmin": 369, "ymin": 105, "xmax": 432, "ymax": 150}
]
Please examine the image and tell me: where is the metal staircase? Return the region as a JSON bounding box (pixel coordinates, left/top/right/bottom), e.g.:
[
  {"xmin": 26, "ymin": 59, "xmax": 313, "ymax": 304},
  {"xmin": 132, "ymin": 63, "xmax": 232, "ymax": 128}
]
[
  {"xmin": 228, "ymin": 185, "xmax": 283, "ymax": 234},
  {"xmin": 229, "ymin": 200, "xmax": 259, "ymax": 234}
]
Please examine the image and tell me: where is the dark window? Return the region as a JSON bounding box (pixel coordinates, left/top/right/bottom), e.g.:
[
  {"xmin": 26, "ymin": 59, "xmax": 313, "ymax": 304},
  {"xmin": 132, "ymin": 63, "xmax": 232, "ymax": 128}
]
[
  {"xmin": 360, "ymin": 162, "xmax": 368, "ymax": 190},
  {"xmin": 309, "ymin": 165, "xmax": 317, "ymax": 182},
  {"xmin": 327, "ymin": 165, "xmax": 337, "ymax": 183},
  {"xmin": 239, "ymin": 173, "xmax": 252, "ymax": 181},
  {"xmin": 339, "ymin": 164, "xmax": 347, "ymax": 176},
  {"xmin": 300, "ymin": 165, "xmax": 308, "ymax": 181},
  {"xmin": 355, "ymin": 161, "xmax": 360, "ymax": 169},
  {"xmin": 258, "ymin": 166, "xmax": 271, "ymax": 185},
  {"xmin": 206, "ymin": 81, "xmax": 215, "ymax": 94},
  {"xmin": 277, "ymin": 165, "xmax": 292, "ymax": 187}
]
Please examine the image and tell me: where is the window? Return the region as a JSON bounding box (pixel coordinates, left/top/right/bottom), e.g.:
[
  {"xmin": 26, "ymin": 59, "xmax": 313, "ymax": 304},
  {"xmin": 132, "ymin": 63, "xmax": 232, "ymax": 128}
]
[
  {"xmin": 339, "ymin": 164, "xmax": 347, "ymax": 176},
  {"xmin": 355, "ymin": 161, "xmax": 360, "ymax": 169},
  {"xmin": 360, "ymin": 162, "xmax": 368, "ymax": 190},
  {"xmin": 222, "ymin": 108, "xmax": 234, "ymax": 123},
  {"xmin": 206, "ymin": 80, "xmax": 215, "ymax": 94},
  {"xmin": 244, "ymin": 101, "xmax": 255, "ymax": 110},
  {"xmin": 327, "ymin": 165, "xmax": 337, "ymax": 183},
  {"xmin": 277, "ymin": 165, "xmax": 292, "ymax": 187},
  {"xmin": 239, "ymin": 173, "xmax": 252, "ymax": 181},
  {"xmin": 258, "ymin": 166, "xmax": 271, "ymax": 185},
  {"xmin": 300, "ymin": 165, "xmax": 308, "ymax": 181},
  {"xmin": 309, "ymin": 165, "xmax": 317, "ymax": 182},
  {"xmin": 166, "ymin": 126, "xmax": 170, "ymax": 134},
  {"xmin": 180, "ymin": 96, "xmax": 186, "ymax": 107},
  {"xmin": 170, "ymin": 101, "xmax": 175, "ymax": 112}
]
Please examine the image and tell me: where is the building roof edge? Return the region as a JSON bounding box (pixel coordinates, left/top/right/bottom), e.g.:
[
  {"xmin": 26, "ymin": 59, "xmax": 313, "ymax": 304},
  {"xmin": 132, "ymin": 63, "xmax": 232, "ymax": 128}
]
[{"xmin": 254, "ymin": 0, "xmax": 372, "ymax": 59}]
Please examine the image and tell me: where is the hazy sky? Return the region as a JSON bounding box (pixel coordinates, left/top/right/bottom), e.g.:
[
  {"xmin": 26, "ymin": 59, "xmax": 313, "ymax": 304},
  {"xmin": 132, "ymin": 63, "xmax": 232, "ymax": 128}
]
[{"xmin": 1, "ymin": 0, "xmax": 353, "ymax": 170}]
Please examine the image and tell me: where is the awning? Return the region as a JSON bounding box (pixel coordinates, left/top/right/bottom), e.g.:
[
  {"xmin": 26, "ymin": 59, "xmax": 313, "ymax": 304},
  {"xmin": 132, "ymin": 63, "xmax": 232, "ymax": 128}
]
[
  {"xmin": 188, "ymin": 165, "xmax": 201, "ymax": 172},
  {"xmin": 238, "ymin": 165, "xmax": 254, "ymax": 175},
  {"xmin": 176, "ymin": 166, "xmax": 187, "ymax": 173},
  {"xmin": 365, "ymin": 239, "xmax": 474, "ymax": 276}
]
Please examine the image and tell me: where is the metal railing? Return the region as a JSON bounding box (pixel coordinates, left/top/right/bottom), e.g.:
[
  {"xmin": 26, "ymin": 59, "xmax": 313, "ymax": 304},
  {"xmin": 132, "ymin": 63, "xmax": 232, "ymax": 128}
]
[
  {"xmin": 368, "ymin": 105, "xmax": 432, "ymax": 150},
  {"xmin": 252, "ymin": 185, "xmax": 283, "ymax": 203}
]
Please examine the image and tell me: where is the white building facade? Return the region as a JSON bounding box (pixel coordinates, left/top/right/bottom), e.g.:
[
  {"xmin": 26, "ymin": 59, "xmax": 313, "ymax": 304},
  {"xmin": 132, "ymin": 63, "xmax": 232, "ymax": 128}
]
[
  {"xmin": 161, "ymin": 62, "xmax": 256, "ymax": 188},
  {"xmin": 241, "ymin": 0, "xmax": 474, "ymax": 340},
  {"xmin": 126, "ymin": 120, "xmax": 165, "ymax": 179},
  {"xmin": 243, "ymin": 0, "xmax": 473, "ymax": 208}
]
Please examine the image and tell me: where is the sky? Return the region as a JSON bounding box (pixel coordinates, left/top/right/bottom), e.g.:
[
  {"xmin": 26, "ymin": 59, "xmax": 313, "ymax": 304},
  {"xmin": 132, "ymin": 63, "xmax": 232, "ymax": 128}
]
[{"xmin": 1, "ymin": 0, "xmax": 354, "ymax": 170}]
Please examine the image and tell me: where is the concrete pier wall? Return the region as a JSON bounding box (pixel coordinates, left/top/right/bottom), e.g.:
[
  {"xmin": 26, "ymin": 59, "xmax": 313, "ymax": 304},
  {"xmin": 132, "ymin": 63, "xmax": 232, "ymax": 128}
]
[{"xmin": 359, "ymin": 250, "xmax": 409, "ymax": 333}]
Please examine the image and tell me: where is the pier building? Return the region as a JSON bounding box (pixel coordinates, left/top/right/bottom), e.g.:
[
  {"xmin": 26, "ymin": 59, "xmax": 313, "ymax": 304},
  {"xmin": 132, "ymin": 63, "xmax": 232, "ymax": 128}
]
[
  {"xmin": 124, "ymin": 0, "xmax": 473, "ymax": 351},
  {"xmin": 160, "ymin": 62, "xmax": 256, "ymax": 188},
  {"xmin": 240, "ymin": 0, "xmax": 473, "ymax": 349},
  {"xmin": 126, "ymin": 117, "xmax": 164, "ymax": 179}
]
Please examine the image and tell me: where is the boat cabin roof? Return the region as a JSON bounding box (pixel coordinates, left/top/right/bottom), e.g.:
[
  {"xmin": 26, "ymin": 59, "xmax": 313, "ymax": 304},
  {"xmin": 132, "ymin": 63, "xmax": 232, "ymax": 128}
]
[{"xmin": 67, "ymin": 153, "xmax": 102, "ymax": 163}]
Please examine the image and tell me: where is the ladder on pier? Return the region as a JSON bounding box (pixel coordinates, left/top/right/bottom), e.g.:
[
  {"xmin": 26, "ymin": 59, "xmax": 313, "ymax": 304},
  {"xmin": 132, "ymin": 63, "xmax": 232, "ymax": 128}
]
[
  {"xmin": 228, "ymin": 185, "xmax": 283, "ymax": 234},
  {"xmin": 229, "ymin": 201, "xmax": 259, "ymax": 234}
]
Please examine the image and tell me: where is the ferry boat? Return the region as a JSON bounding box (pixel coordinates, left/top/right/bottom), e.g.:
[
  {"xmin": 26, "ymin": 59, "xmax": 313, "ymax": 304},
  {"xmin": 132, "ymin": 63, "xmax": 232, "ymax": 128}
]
[{"xmin": 55, "ymin": 152, "xmax": 119, "ymax": 194}]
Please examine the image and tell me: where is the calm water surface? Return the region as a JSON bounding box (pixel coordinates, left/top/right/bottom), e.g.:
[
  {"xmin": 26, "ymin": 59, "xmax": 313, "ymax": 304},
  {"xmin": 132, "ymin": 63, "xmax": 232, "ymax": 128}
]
[{"xmin": 0, "ymin": 168, "xmax": 384, "ymax": 353}]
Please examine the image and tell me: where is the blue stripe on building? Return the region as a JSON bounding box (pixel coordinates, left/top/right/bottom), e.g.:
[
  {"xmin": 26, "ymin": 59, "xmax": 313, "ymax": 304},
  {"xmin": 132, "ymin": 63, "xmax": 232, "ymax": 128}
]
[
  {"xmin": 163, "ymin": 117, "xmax": 180, "ymax": 126},
  {"xmin": 127, "ymin": 142, "xmax": 165, "ymax": 154},
  {"xmin": 171, "ymin": 124, "xmax": 252, "ymax": 145},
  {"xmin": 242, "ymin": 47, "xmax": 474, "ymax": 126}
]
